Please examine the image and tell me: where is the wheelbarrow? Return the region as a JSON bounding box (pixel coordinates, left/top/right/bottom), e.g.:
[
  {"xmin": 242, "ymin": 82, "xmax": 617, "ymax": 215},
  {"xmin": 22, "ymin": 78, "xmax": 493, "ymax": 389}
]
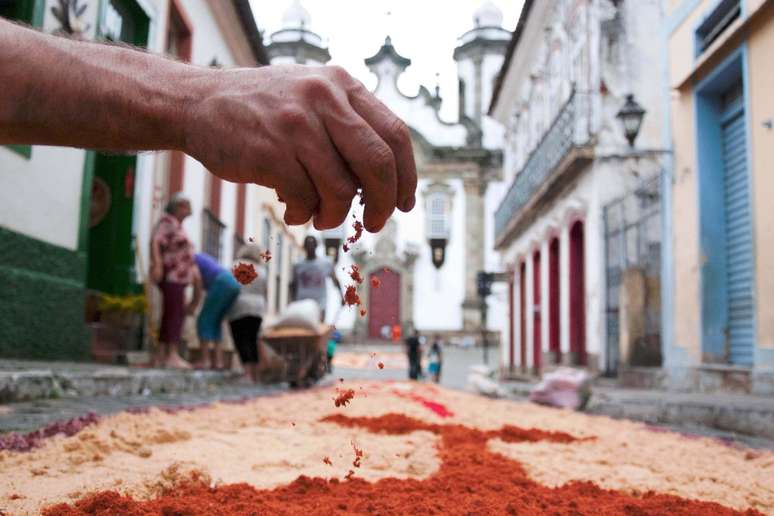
[{"xmin": 262, "ymin": 323, "xmax": 332, "ymax": 388}]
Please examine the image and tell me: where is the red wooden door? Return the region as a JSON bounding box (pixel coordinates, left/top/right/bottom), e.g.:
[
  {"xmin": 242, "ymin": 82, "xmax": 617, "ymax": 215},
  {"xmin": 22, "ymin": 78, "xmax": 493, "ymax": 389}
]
[
  {"xmin": 549, "ymin": 237, "xmax": 560, "ymax": 363},
  {"xmin": 532, "ymin": 250, "xmax": 542, "ymax": 372},
  {"xmin": 519, "ymin": 261, "xmax": 526, "ymax": 371},
  {"xmin": 368, "ymin": 268, "xmax": 400, "ymax": 339},
  {"xmin": 569, "ymin": 221, "xmax": 586, "ymax": 365}
]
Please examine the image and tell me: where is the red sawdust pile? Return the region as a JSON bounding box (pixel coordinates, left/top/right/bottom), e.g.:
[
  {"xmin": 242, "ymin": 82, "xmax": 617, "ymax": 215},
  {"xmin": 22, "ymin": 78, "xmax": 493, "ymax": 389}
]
[
  {"xmin": 231, "ymin": 262, "xmax": 257, "ymax": 285},
  {"xmin": 43, "ymin": 413, "xmax": 759, "ymax": 516}
]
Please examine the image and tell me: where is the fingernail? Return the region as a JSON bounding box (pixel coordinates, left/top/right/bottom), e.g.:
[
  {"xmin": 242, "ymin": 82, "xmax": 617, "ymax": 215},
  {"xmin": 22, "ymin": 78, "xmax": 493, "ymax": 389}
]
[{"xmin": 401, "ymin": 196, "xmax": 415, "ymax": 211}]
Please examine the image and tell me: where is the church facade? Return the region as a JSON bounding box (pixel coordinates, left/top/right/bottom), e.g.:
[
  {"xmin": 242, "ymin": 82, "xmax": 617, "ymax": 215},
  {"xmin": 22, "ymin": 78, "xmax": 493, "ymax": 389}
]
[{"xmin": 265, "ymin": 2, "xmax": 512, "ymax": 342}]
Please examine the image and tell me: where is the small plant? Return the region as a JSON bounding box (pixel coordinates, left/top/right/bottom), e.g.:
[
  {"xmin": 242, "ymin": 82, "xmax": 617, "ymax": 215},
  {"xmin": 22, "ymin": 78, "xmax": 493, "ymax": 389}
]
[{"xmin": 98, "ymin": 293, "xmax": 147, "ymax": 314}]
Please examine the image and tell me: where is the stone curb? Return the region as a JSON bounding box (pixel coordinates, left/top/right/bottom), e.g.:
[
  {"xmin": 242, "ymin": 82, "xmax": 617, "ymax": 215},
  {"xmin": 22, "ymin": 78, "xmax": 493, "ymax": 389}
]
[
  {"xmin": 0, "ymin": 368, "xmax": 241, "ymax": 404},
  {"xmin": 499, "ymin": 380, "xmax": 774, "ymax": 440}
]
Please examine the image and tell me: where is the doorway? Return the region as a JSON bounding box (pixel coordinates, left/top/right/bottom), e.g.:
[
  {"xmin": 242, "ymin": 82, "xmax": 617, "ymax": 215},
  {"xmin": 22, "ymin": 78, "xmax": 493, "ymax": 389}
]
[
  {"xmin": 84, "ymin": 0, "xmax": 150, "ymax": 296},
  {"xmin": 548, "ymin": 237, "xmax": 560, "ymax": 364},
  {"xmin": 368, "ymin": 268, "xmax": 401, "ymax": 339},
  {"xmin": 569, "ymin": 220, "xmax": 586, "ymax": 365}
]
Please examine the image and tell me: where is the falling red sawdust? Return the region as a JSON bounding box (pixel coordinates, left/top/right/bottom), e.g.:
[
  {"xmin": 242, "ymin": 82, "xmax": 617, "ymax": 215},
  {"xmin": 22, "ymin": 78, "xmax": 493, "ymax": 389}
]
[
  {"xmin": 231, "ymin": 262, "xmax": 257, "ymax": 285},
  {"xmin": 349, "ymin": 265, "xmax": 363, "ymax": 284},
  {"xmin": 322, "ymin": 456, "xmax": 333, "ymax": 466},
  {"xmin": 359, "ymin": 309, "xmax": 367, "ymax": 317},
  {"xmin": 333, "ymin": 388, "xmax": 355, "ymax": 408},
  {"xmin": 342, "ymin": 220, "xmax": 364, "ymax": 253},
  {"xmin": 43, "ymin": 413, "xmax": 758, "ymax": 516},
  {"xmin": 371, "ymin": 277, "xmax": 381, "ymax": 288},
  {"xmin": 343, "ymin": 285, "xmax": 361, "ymax": 306},
  {"xmin": 351, "ymin": 441, "xmax": 364, "ymax": 468},
  {"xmin": 377, "ymin": 362, "xmax": 384, "ymax": 369},
  {"xmin": 259, "ymin": 250, "xmax": 272, "ymax": 263}
]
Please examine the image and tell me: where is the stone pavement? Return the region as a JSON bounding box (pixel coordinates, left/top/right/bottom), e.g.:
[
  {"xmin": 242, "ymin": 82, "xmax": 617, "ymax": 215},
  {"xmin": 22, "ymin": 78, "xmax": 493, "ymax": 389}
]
[
  {"xmin": 2, "ymin": 345, "xmax": 774, "ymax": 450},
  {"xmin": 0, "ymin": 383, "xmax": 286, "ymax": 435}
]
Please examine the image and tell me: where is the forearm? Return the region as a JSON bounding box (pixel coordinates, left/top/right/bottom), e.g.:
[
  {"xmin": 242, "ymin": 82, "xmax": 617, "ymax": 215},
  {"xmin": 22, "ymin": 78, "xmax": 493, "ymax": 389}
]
[{"xmin": 0, "ymin": 19, "xmax": 210, "ymax": 151}]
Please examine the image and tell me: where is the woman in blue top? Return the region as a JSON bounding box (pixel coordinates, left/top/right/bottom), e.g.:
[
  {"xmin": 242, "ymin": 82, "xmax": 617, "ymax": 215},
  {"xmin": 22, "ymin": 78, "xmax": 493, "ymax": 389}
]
[{"xmin": 191, "ymin": 252, "xmax": 241, "ymax": 369}]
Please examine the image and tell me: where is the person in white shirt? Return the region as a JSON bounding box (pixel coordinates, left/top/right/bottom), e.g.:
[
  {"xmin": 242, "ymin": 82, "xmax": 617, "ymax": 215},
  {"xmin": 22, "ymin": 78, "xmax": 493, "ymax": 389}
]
[{"xmin": 291, "ymin": 236, "xmax": 343, "ymax": 322}]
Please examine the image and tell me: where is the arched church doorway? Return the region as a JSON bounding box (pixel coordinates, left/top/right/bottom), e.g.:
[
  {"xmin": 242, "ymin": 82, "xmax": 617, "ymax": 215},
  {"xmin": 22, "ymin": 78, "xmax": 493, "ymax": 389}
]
[{"xmin": 368, "ymin": 267, "xmax": 401, "ymax": 340}]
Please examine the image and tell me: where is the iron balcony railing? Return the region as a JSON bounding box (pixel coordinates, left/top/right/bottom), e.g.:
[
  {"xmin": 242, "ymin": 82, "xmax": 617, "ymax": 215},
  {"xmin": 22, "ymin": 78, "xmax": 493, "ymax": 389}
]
[
  {"xmin": 202, "ymin": 208, "xmax": 226, "ymax": 261},
  {"xmin": 495, "ymin": 90, "xmax": 593, "ymax": 241}
]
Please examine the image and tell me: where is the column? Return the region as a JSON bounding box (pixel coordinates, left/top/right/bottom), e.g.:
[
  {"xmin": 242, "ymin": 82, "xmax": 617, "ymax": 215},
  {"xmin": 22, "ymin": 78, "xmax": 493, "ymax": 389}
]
[
  {"xmin": 524, "ymin": 253, "xmax": 534, "ymax": 369},
  {"xmin": 462, "ymin": 176, "xmax": 486, "ymax": 332}
]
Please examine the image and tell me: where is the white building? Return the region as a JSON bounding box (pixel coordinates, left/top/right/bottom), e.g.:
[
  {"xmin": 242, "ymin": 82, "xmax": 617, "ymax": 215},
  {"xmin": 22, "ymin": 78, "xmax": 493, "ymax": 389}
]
[
  {"xmin": 0, "ymin": 0, "xmax": 304, "ymax": 361},
  {"xmin": 490, "ymin": 0, "xmax": 667, "ymax": 375}
]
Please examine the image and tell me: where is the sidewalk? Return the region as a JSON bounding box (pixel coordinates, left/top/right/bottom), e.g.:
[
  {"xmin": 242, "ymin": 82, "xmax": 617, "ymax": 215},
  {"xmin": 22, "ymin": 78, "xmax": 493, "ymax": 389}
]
[
  {"xmin": 502, "ymin": 378, "xmax": 774, "ymax": 442},
  {"xmin": 0, "ymin": 360, "xmax": 242, "ymax": 404}
]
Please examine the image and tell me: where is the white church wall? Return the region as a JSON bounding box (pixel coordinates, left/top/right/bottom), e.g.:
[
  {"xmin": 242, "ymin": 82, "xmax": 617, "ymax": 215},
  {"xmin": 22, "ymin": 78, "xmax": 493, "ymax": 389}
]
[{"xmin": 408, "ymin": 178, "xmax": 466, "ymax": 331}]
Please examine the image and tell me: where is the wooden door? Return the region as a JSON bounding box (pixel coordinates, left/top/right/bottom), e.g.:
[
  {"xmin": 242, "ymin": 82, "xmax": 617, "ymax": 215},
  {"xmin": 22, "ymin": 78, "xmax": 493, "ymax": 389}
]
[{"xmin": 368, "ymin": 268, "xmax": 400, "ymax": 339}]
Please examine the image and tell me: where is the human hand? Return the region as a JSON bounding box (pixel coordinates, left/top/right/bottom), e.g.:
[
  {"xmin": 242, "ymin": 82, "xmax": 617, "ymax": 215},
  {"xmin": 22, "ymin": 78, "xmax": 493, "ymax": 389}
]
[{"xmin": 184, "ymin": 65, "xmax": 417, "ymax": 232}]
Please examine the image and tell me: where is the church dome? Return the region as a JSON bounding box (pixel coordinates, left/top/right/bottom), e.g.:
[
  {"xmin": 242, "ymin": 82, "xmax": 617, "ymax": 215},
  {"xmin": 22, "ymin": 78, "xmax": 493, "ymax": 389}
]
[
  {"xmin": 282, "ymin": 0, "xmax": 312, "ymax": 29},
  {"xmin": 473, "ymin": 0, "xmax": 503, "ymax": 28}
]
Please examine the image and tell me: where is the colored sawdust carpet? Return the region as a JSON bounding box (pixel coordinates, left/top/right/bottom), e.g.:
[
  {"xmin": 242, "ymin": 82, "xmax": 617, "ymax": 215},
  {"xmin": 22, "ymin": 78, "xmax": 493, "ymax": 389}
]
[{"xmin": 1, "ymin": 382, "xmax": 772, "ymax": 514}]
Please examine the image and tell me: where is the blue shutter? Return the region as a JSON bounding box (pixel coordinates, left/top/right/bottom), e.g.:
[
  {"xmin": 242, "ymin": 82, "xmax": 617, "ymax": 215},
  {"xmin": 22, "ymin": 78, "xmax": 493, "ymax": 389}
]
[{"xmin": 721, "ymin": 101, "xmax": 754, "ymax": 365}]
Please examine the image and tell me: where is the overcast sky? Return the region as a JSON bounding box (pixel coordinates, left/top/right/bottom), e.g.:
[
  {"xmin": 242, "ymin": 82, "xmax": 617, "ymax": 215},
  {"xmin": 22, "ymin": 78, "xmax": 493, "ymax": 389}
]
[{"xmin": 249, "ymin": 0, "xmax": 523, "ymax": 121}]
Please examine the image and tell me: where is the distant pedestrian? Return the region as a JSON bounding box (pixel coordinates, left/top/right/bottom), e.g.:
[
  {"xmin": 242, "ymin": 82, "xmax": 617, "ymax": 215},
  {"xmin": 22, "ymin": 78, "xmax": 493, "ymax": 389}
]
[
  {"xmin": 405, "ymin": 329, "xmax": 421, "ymax": 380},
  {"xmin": 191, "ymin": 252, "xmax": 241, "ymax": 370},
  {"xmin": 228, "ymin": 244, "xmax": 268, "ymax": 383},
  {"xmin": 428, "ymin": 334, "xmax": 443, "ymax": 384},
  {"xmin": 326, "ymin": 329, "xmax": 342, "ymax": 373},
  {"xmin": 290, "ymin": 236, "xmax": 343, "ymax": 322},
  {"xmin": 391, "ymin": 324, "xmax": 402, "ymax": 343}
]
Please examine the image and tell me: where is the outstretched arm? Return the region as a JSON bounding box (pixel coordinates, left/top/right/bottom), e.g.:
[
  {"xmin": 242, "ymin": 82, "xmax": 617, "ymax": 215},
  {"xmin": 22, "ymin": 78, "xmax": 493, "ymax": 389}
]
[{"xmin": 0, "ymin": 20, "xmax": 417, "ymax": 232}]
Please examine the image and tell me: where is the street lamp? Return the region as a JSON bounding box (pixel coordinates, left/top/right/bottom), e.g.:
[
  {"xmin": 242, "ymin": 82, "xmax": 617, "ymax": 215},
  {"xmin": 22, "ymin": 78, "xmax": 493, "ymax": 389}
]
[{"xmin": 616, "ymin": 94, "xmax": 646, "ymax": 147}]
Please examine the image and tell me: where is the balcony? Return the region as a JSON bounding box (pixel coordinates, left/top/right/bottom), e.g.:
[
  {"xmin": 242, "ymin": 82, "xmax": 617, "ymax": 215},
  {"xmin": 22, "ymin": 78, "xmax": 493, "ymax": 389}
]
[
  {"xmin": 202, "ymin": 208, "xmax": 225, "ymax": 261},
  {"xmin": 494, "ymin": 90, "xmax": 595, "ymax": 248}
]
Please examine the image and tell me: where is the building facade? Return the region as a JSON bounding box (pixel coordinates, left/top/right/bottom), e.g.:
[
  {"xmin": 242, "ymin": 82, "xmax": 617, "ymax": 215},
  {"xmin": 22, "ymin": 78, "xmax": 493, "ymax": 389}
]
[
  {"xmin": 0, "ymin": 0, "xmax": 303, "ymax": 360},
  {"xmin": 663, "ymin": 0, "xmax": 774, "ymax": 393},
  {"xmin": 491, "ymin": 0, "xmax": 668, "ymax": 375}
]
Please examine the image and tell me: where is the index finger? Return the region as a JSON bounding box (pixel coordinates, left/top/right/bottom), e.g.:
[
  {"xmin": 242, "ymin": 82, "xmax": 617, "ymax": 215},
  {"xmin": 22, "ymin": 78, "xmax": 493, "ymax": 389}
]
[{"xmin": 346, "ymin": 82, "xmax": 417, "ymax": 213}]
